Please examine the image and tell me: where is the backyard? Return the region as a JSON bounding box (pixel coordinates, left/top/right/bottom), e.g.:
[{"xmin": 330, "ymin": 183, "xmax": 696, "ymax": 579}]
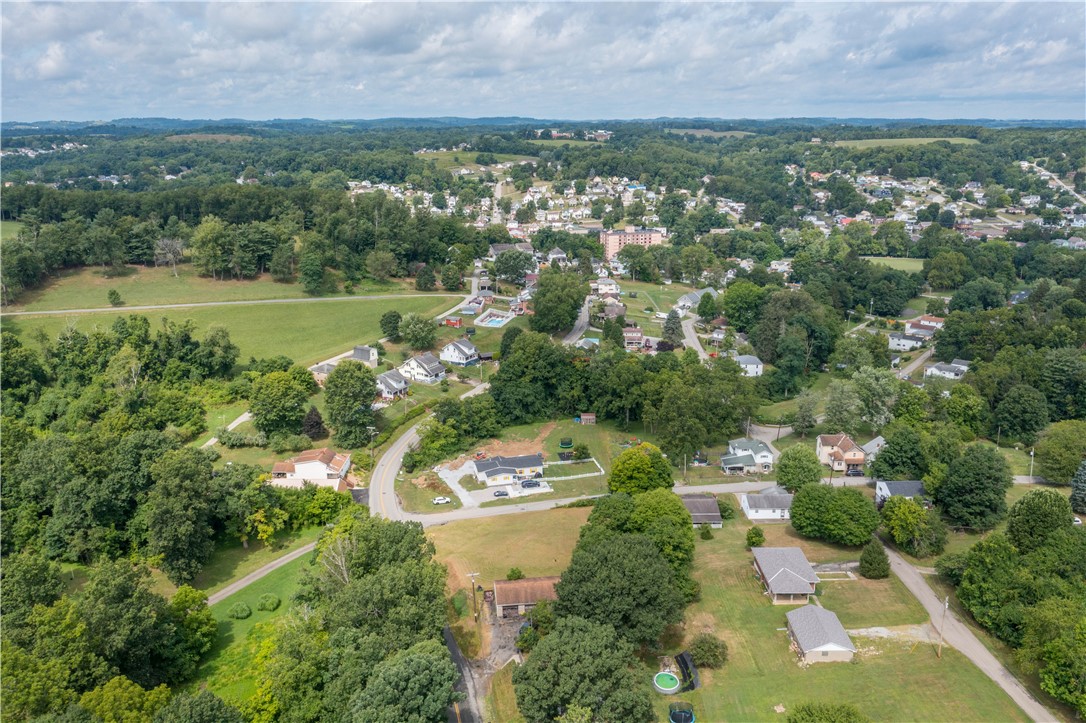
[{"xmin": 652, "ymin": 522, "xmax": 1029, "ymax": 722}]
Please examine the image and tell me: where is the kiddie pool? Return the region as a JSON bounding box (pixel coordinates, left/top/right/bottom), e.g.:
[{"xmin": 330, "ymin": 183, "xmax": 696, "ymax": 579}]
[{"xmin": 653, "ymin": 671, "xmax": 682, "ymax": 694}]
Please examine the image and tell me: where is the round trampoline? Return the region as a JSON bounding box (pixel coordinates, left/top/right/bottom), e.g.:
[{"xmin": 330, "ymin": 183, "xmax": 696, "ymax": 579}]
[
  {"xmin": 669, "ymin": 702, "xmax": 696, "ymax": 723},
  {"xmin": 653, "ymin": 671, "xmax": 681, "ymax": 694}
]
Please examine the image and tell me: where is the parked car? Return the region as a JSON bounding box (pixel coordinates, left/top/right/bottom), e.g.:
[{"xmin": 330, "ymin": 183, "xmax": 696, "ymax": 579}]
[
  {"xmin": 845, "ymin": 469, "xmax": 864, "ymax": 477},
  {"xmin": 473, "ymin": 451, "xmax": 487, "ymax": 460},
  {"xmin": 522, "ymin": 480, "xmax": 541, "ymax": 488},
  {"xmin": 493, "ymin": 489, "xmax": 510, "ymax": 497},
  {"xmin": 432, "ymin": 496, "xmax": 452, "ymax": 505},
  {"xmin": 1074, "ymin": 516, "xmax": 1082, "ymax": 526}
]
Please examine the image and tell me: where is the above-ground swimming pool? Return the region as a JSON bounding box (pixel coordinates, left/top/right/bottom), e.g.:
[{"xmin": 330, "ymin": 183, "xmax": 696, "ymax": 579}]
[
  {"xmin": 653, "ymin": 671, "xmax": 681, "ymax": 694},
  {"xmin": 475, "ymin": 309, "xmax": 514, "ymax": 327}
]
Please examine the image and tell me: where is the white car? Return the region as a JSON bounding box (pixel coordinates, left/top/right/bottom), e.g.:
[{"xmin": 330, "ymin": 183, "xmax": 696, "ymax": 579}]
[
  {"xmin": 432, "ymin": 496, "xmax": 452, "ymax": 505},
  {"xmin": 1074, "ymin": 516, "xmax": 1082, "ymax": 526}
]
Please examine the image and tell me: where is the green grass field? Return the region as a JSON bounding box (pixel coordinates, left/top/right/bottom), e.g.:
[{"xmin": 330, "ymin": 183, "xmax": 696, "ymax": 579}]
[
  {"xmin": 4, "ymin": 296, "xmax": 456, "ymax": 367},
  {"xmin": 835, "ymin": 137, "xmax": 979, "ymax": 149},
  {"xmin": 757, "ymin": 372, "xmax": 834, "ymax": 421},
  {"xmin": 3, "ymin": 264, "xmax": 424, "ymax": 312},
  {"xmin": 416, "ymin": 151, "xmax": 535, "ymax": 172},
  {"xmin": 861, "ymin": 256, "xmax": 926, "ymax": 273},
  {"xmin": 192, "ymin": 526, "xmax": 324, "ymax": 596},
  {"xmin": 428, "ymin": 506, "xmax": 590, "ymax": 593},
  {"xmin": 652, "ymin": 522, "xmax": 1028, "ymax": 722},
  {"xmin": 528, "ymin": 138, "xmax": 598, "ymax": 147},
  {"xmin": 1, "ymin": 220, "xmax": 23, "ymax": 241},
  {"xmin": 193, "ymin": 553, "xmax": 311, "ymax": 704}
]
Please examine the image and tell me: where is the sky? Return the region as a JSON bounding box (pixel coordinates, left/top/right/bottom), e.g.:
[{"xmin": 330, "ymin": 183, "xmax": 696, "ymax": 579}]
[{"xmin": 2, "ymin": 1, "xmax": 1084, "ymax": 122}]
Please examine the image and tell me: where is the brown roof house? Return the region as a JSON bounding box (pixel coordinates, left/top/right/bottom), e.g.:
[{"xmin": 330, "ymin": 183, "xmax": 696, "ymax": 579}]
[
  {"xmin": 752, "ymin": 547, "xmax": 820, "ymax": 604},
  {"xmin": 270, "ymin": 448, "xmax": 351, "ymax": 491},
  {"xmin": 816, "ymin": 434, "xmax": 865, "ymax": 472},
  {"xmin": 493, "ymin": 576, "xmax": 559, "ymax": 618}
]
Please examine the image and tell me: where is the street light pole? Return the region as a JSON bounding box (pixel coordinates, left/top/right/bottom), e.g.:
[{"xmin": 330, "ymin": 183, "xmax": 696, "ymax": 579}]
[
  {"xmin": 1029, "ymin": 447, "xmax": 1035, "ymax": 484},
  {"xmin": 467, "ymin": 572, "xmax": 481, "ymax": 621}
]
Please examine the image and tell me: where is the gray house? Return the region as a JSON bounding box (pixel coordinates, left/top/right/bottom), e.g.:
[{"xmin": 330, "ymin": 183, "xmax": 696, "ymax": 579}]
[
  {"xmin": 752, "ymin": 547, "xmax": 820, "ymax": 604},
  {"xmin": 875, "ymin": 479, "xmax": 926, "ymax": 506},
  {"xmin": 680, "ymin": 494, "xmax": 724, "ymax": 528},
  {"xmin": 786, "ymin": 605, "xmax": 856, "ymax": 663}
]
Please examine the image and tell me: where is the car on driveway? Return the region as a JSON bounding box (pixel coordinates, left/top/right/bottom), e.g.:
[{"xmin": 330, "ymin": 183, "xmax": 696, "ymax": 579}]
[
  {"xmin": 845, "ymin": 469, "xmax": 864, "ymax": 477},
  {"xmin": 493, "ymin": 489, "xmax": 510, "ymax": 497},
  {"xmin": 432, "ymin": 496, "xmax": 452, "ymax": 505},
  {"xmin": 1074, "ymin": 516, "xmax": 1082, "ymax": 526},
  {"xmin": 522, "ymin": 480, "xmax": 541, "ymax": 489}
]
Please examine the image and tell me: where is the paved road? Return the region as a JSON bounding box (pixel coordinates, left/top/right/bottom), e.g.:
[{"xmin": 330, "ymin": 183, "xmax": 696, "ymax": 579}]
[
  {"xmin": 1, "ymin": 292, "xmax": 465, "ymax": 317},
  {"xmin": 899, "ymin": 347, "xmax": 933, "ymax": 378},
  {"xmin": 444, "ymin": 626, "xmax": 480, "ymax": 723},
  {"xmin": 562, "ymin": 299, "xmax": 592, "ymax": 344},
  {"xmin": 1026, "ymin": 161, "xmax": 1086, "ymax": 206},
  {"xmin": 681, "ymin": 318, "xmax": 709, "ymax": 359},
  {"xmin": 206, "ymin": 542, "xmax": 317, "ymax": 605},
  {"xmin": 884, "ymin": 545, "xmax": 1057, "ymax": 723},
  {"xmin": 201, "ymin": 412, "xmax": 252, "ymax": 448}
]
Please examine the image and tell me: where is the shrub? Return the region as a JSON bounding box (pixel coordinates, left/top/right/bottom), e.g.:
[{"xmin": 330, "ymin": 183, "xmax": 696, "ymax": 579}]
[
  {"xmin": 507, "ymin": 567, "xmax": 525, "ymax": 580},
  {"xmin": 858, "ymin": 541, "xmax": 890, "ymax": 579},
  {"xmin": 217, "ymin": 428, "xmax": 268, "ymax": 448},
  {"xmin": 257, "ymin": 594, "xmax": 281, "ymax": 611},
  {"xmin": 716, "ymin": 496, "xmax": 736, "ymax": 520},
  {"xmin": 516, "ymin": 625, "xmax": 540, "ymax": 652},
  {"xmin": 787, "ymin": 702, "xmax": 871, "ymax": 723},
  {"xmin": 228, "ymin": 602, "xmax": 252, "ymax": 619},
  {"xmin": 699, "ymin": 523, "xmax": 714, "ymax": 540},
  {"xmin": 746, "ymin": 526, "xmax": 765, "ymax": 548},
  {"xmin": 688, "ymin": 633, "xmax": 728, "ymax": 668},
  {"xmin": 571, "ymin": 443, "xmax": 591, "ymax": 461},
  {"xmin": 269, "ymin": 433, "xmax": 312, "ymax": 454},
  {"xmin": 107, "ymin": 289, "xmax": 123, "ymax": 306},
  {"xmin": 934, "ymin": 551, "xmax": 969, "ymax": 586}
]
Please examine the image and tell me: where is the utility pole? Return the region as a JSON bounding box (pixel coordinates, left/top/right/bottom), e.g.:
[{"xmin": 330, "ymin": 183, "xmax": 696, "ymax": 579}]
[
  {"xmin": 1029, "ymin": 447, "xmax": 1035, "ymax": 484},
  {"xmin": 937, "ymin": 596, "xmax": 949, "ymax": 659},
  {"xmin": 467, "ymin": 572, "xmax": 481, "ymax": 622}
]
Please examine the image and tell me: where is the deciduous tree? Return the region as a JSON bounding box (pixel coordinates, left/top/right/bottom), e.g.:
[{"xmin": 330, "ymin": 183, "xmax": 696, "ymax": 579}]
[
  {"xmin": 938, "ymin": 444, "xmax": 1012, "ymax": 530},
  {"xmin": 325, "ymin": 360, "xmax": 377, "ymax": 448},
  {"xmin": 1006, "ymin": 489, "xmax": 1073, "ymax": 554},
  {"xmin": 399, "ymin": 313, "xmax": 437, "ymax": 350},
  {"xmin": 776, "ymin": 445, "xmax": 823, "ymax": 492},
  {"xmin": 1035, "ymin": 420, "xmax": 1086, "ymax": 485},
  {"xmin": 607, "ymin": 443, "xmax": 673, "ymax": 494}
]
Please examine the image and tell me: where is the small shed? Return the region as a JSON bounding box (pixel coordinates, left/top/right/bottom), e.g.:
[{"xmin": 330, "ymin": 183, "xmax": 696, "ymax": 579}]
[
  {"xmin": 786, "ymin": 605, "xmax": 856, "ymax": 663},
  {"xmin": 681, "ymin": 494, "xmax": 723, "ymax": 528},
  {"xmin": 493, "ymin": 576, "xmax": 560, "ymax": 617},
  {"xmin": 579, "ymin": 413, "xmax": 597, "ymax": 425},
  {"xmin": 445, "ymin": 317, "xmax": 463, "ymax": 328}
]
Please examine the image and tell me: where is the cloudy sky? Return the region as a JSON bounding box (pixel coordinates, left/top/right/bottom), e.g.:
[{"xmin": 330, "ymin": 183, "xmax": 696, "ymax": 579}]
[{"xmin": 3, "ymin": 2, "xmax": 1084, "ymax": 121}]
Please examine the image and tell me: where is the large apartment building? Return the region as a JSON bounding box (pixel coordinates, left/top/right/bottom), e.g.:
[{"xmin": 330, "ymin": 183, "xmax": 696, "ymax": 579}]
[{"xmin": 600, "ymin": 227, "xmax": 665, "ymax": 259}]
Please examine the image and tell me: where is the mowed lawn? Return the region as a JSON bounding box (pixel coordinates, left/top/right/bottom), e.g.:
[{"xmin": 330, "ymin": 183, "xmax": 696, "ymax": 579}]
[
  {"xmin": 861, "ymin": 256, "xmax": 926, "ymax": 273},
  {"xmin": 1, "ymin": 219, "xmax": 23, "ymax": 241},
  {"xmin": 193, "ymin": 553, "xmax": 312, "ymax": 704},
  {"xmin": 2, "ymin": 264, "xmax": 426, "ymax": 312},
  {"xmin": 428, "ymin": 507, "xmax": 590, "ymax": 593},
  {"xmin": 4, "ymin": 296, "xmax": 456, "ymax": 367},
  {"xmin": 656, "ymin": 522, "xmax": 1028, "ymax": 722},
  {"xmin": 834, "ymin": 137, "xmax": 979, "ymax": 149}
]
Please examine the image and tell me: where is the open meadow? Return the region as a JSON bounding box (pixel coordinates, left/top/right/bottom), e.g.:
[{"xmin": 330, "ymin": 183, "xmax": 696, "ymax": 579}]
[
  {"xmin": 3, "ymin": 295, "xmax": 457, "ymax": 367},
  {"xmin": 861, "ymin": 255, "xmax": 926, "ymax": 273},
  {"xmin": 1, "ymin": 219, "xmax": 23, "ymax": 241},
  {"xmin": 3, "ymin": 264, "xmax": 423, "ymax": 312},
  {"xmin": 415, "ymin": 150, "xmax": 535, "ymax": 171},
  {"xmin": 667, "ymin": 128, "xmax": 755, "ymax": 138}
]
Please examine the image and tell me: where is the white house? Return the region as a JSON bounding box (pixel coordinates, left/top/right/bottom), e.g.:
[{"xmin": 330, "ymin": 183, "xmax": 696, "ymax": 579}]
[
  {"xmin": 786, "ymin": 605, "xmax": 856, "ymax": 664},
  {"xmin": 376, "ymin": 369, "xmax": 409, "ymax": 400},
  {"xmin": 347, "ymin": 345, "xmax": 380, "ymax": 368},
  {"xmin": 888, "ymin": 333, "xmax": 925, "ymax": 352},
  {"xmin": 875, "ymin": 479, "xmax": 926, "ymax": 506},
  {"xmin": 474, "ymin": 454, "xmax": 545, "ymax": 486},
  {"xmin": 720, "ymin": 438, "xmax": 775, "ymax": 474},
  {"xmin": 594, "ymin": 277, "xmax": 620, "ymax": 297},
  {"xmin": 924, "ymin": 359, "xmax": 970, "ymax": 380},
  {"xmin": 399, "ymin": 352, "xmax": 447, "ymax": 384},
  {"xmin": 675, "ymin": 287, "xmax": 718, "ymax": 312},
  {"xmin": 740, "ymin": 492, "xmax": 794, "ymax": 521},
  {"xmin": 735, "ymin": 354, "xmax": 764, "ymax": 377},
  {"xmin": 270, "ymin": 448, "xmax": 351, "ymax": 490},
  {"xmin": 546, "ymin": 247, "xmax": 568, "ymax": 266},
  {"xmin": 440, "ymin": 339, "xmax": 480, "ymax": 366}
]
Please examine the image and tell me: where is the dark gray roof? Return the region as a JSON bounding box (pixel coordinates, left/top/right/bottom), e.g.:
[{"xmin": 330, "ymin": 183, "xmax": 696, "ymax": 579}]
[
  {"xmin": 377, "ymin": 369, "xmax": 408, "ymax": 389},
  {"xmin": 445, "ymin": 339, "xmax": 478, "ymax": 356},
  {"xmin": 752, "ymin": 547, "xmax": 819, "ymax": 595},
  {"xmin": 729, "ymin": 437, "xmax": 771, "ymax": 457},
  {"xmin": 475, "ymin": 454, "xmax": 544, "ymax": 479},
  {"xmin": 680, "ymin": 495, "xmax": 723, "ymax": 524},
  {"xmin": 786, "ymin": 605, "xmax": 856, "ymax": 653},
  {"xmin": 312, "ymin": 363, "xmax": 337, "ymax": 375},
  {"xmin": 414, "ymin": 352, "xmax": 445, "ymax": 375},
  {"xmin": 720, "ymin": 452, "xmax": 756, "ymax": 468},
  {"xmin": 735, "ymin": 354, "xmax": 762, "ymax": 366},
  {"xmin": 744, "ymin": 493, "xmax": 794, "ymax": 511},
  {"xmin": 879, "ymin": 480, "xmax": 926, "ymax": 498},
  {"xmin": 351, "ymin": 345, "xmax": 378, "ymax": 361}
]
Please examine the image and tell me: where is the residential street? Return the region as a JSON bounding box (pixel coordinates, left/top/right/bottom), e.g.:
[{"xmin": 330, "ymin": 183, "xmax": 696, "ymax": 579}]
[
  {"xmin": 562, "ymin": 299, "xmax": 591, "ymax": 344},
  {"xmin": 884, "ymin": 545, "xmax": 1058, "ymax": 723},
  {"xmin": 681, "ymin": 318, "xmax": 709, "ymax": 359}
]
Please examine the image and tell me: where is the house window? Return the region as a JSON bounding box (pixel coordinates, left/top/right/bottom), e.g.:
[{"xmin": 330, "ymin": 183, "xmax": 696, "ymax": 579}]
[{"xmin": 821, "ymin": 651, "xmax": 829, "ymax": 657}]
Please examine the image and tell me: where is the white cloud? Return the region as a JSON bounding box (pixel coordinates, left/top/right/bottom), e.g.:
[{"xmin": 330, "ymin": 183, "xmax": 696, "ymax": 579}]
[{"xmin": 1, "ymin": 1, "xmax": 1083, "ymax": 120}]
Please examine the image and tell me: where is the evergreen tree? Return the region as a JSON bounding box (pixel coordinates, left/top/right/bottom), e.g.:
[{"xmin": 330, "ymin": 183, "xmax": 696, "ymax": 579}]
[
  {"xmin": 858, "ymin": 540, "xmax": 890, "ymax": 579},
  {"xmin": 663, "ymin": 310, "xmax": 684, "ymax": 345},
  {"xmin": 1070, "ymin": 460, "xmax": 1086, "ymax": 514},
  {"xmin": 414, "ymin": 264, "xmax": 436, "ymax": 291}
]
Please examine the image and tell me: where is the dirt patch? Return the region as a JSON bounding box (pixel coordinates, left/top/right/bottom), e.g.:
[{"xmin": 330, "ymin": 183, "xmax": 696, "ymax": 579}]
[
  {"xmin": 479, "ymin": 421, "xmax": 557, "ymax": 458},
  {"xmin": 412, "ymin": 472, "xmax": 453, "ymax": 494},
  {"xmin": 849, "ymin": 624, "xmax": 937, "ymax": 644}
]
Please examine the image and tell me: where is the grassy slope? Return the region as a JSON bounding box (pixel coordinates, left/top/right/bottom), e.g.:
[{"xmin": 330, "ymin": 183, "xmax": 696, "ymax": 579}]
[
  {"xmin": 4, "ymin": 296, "xmax": 456, "ymax": 367},
  {"xmin": 4, "ymin": 264, "xmax": 424, "ymax": 312},
  {"xmin": 484, "ymin": 663, "xmax": 526, "ymax": 723},
  {"xmin": 861, "ymin": 256, "xmax": 926, "ymax": 273},
  {"xmin": 654, "ymin": 522, "xmax": 1028, "ymax": 722},
  {"xmin": 1, "ymin": 219, "xmax": 23, "ymax": 241},
  {"xmin": 194, "ymin": 554, "xmax": 311, "ymax": 704}
]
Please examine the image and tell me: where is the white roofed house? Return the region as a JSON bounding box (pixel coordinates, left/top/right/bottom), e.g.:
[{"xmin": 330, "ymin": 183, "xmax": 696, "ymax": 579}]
[
  {"xmin": 399, "ymin": 352, "xmax": 447, "ymax": 384},
  {"xmin": 270, "ymin": 448, "xmax": 352, "ymax": 491},
  {"xmin": 440, "ymin": 339, "xmax": 480, "ymax": 366},
  {"xmin": 376, "ymin": 369, "xmax": 409, "ymax": 400}
]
